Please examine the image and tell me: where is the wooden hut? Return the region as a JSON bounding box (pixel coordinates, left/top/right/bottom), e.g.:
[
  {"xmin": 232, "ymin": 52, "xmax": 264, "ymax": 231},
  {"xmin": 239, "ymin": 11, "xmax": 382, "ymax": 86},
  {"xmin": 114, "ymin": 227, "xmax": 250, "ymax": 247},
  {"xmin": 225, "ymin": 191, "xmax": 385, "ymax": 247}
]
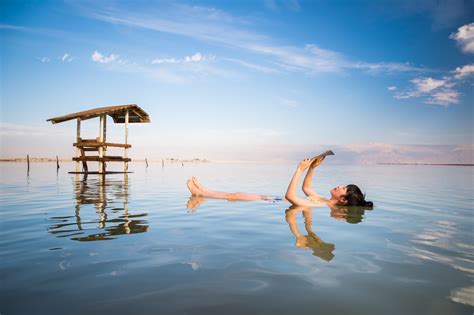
[{"xmin": 47, "ymin": 104, "xmax": 150, "ymax": 174}]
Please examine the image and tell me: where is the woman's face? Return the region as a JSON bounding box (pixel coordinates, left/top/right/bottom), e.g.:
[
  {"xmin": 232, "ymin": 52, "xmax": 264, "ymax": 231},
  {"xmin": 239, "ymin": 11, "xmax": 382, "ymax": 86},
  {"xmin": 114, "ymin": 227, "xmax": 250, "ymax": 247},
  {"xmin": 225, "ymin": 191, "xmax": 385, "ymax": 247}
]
[{"xmin": 330, "ymin": 185, "xmax": 348, "ymax": 203}]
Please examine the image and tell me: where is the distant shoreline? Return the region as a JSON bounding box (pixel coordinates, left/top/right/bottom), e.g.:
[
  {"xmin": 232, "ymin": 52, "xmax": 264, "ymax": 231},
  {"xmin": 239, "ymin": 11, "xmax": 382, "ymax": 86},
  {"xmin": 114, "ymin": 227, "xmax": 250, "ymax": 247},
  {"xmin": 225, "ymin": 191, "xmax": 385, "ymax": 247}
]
[
  {"xmin": 376, "ymin": 163, "xmax": 473, "ymax": 166},
  {"xmin": 0, "ymin": 158, "xmax": 472, "ymax": 166},
  {"xmin": 0, "ymin": 157, "xmax": 210, "ymax": 163}
]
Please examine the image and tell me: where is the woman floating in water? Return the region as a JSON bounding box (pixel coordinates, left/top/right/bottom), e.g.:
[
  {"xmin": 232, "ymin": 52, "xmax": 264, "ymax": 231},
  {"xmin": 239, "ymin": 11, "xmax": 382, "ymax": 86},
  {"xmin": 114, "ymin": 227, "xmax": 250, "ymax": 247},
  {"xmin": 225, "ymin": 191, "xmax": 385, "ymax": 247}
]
[{"xmin": 186, "ymin": 151, "xmax": 373, "ymax": 208}]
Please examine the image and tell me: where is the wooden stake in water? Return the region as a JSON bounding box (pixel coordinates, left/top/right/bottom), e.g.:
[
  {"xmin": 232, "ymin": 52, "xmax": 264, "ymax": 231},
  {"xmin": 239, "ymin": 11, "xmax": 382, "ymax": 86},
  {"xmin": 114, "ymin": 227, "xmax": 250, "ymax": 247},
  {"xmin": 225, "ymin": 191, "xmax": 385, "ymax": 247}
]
[
  {"xmin": 27, "ymin": 154, "xmax": 30, "ymax": 173},
  {"xmin": 56, "ymin": 156, "xmax": 60, "ymax": 169},
  {"xmin": 145, "ymin": 158, "xmax": 149, "ymax": 168},
  {"xmin": 162, "ymin": 159, "xmax": 164, "ymax": 168}
]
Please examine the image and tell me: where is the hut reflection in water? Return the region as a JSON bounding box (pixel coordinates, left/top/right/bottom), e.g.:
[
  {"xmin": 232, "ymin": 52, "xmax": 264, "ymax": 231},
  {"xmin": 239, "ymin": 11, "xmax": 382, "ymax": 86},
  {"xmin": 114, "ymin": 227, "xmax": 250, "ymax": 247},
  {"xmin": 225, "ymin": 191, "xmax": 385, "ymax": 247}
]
[{"xmin": 48, "ymin": 175, "xmax": 148, "ymax": 241}]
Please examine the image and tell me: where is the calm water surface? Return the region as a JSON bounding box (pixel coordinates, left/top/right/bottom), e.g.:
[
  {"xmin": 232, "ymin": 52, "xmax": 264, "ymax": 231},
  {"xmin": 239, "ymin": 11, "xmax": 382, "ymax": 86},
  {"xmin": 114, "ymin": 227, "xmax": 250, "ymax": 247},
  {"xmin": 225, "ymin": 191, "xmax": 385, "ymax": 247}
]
[{"xmin": 0, "ymin": 162, "xmax": 473, "ymax": 314}]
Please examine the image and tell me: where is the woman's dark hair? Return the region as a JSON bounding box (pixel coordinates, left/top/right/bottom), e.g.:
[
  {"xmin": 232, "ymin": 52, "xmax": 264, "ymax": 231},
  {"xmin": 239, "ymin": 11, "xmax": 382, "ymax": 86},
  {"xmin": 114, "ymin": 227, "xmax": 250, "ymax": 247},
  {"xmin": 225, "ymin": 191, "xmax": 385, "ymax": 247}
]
[{"xmin": 344, "ymin": 184, "xmax": 373, "ymax": 208}]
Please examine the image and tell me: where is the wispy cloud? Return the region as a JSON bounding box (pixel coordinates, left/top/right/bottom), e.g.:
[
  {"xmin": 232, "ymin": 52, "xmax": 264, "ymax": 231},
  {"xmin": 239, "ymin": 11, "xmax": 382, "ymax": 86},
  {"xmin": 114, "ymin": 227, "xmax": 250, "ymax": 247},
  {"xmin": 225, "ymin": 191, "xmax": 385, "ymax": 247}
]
[
  {"xmin": 60, "ymin": 53, "xmax": 74, "ymax": 62},
  {"xmin": 151, "ymin": 52, "xmax": 213, "ymax": 65},
  {"xmin": 412, "ymin": 77, "xmax": 446, "ymax": 93},
  {"xmin": 450, "ymin": 22, "xmax": 474, "ymax": 54},
  {"xmin": 151, "ymin": 58, "xmax": 179, "ymax": 65},
  {"xmin": 426, "ymin": 89, "xmax": 460, "ymax": 106},
  {"xmin": 390, "ymin": 25, "xmax": 474, "ymax": 106},
  {"xmin": 387, "ymin": 86, "xmax": 397, "ymax": 91},
  {"xmin": 394, "ymin": 76, "xmax": 456, "ymax": 106},
  {"xmin": 264, "ymin": 0, "xmax": 279, "ymax": 11},
  {"xmin": 232, "ymin": 127, "xmax": 283, "ymax": 137},
  {"xmin": 90, "ymin": 51, "xmax": 232, "ymax": 84},
  {"xmin": 91, "ymin": 50, "xmax": 120, "ymax": 64},
  {"xmin": 453, "ymin": 63, "xmax": 474, "ymax": 80},
  {"xmin": 352, "ymin": 61, "xmax": 427, "ymax": 74},
  {"xmin": 184, "ymin": 52, "xmax": 207, "ymax": 62},
  {"xmin": 0, "ymin": 23, "xmax": 69, "ymax": 38},
  {"xmin": 38, "ymin": 57, "xmax": 51, "ymax": 63},
  {"xmin": 224, "ymin": 57, "xmax": 280, "ymax": 73},
  {"xmin": 263, "ymin": 0, "xmax": 301, "ymax": 12},
  {"xmin": 392, "ymin": 63, "xmax": 473, "ymax": 106},
  {"xmin": 0, "ymin": 24, "xmax": 32, "ymax": 32},
  {"xmin": 277, "ymin": 97, "xmax": 299, "ymax": 108},
  {"xmin": 0, "ymin": 122, "xmax": 66, "ymax": 136},
  {"xmin": 76, "ymin": 2, "xmax": 426, "ymax": 76}
]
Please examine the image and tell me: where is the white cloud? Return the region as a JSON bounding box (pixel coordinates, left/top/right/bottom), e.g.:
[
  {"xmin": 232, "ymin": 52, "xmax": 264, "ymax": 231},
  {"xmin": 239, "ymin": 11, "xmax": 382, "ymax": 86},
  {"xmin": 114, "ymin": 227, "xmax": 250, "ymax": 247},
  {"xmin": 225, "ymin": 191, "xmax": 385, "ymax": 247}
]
[
  {"xmin": 60, "ymin": 53, "xmax": 73, "ymax": 62},
  {"xmin": 411, "ymin": 77, "xmax": 446, "ymax": 93},
  {"xmin": 151, "ymin": 58, "xmax": 179, "ymax": 64},
  {"xmin": 184, "ymin": 52, "xmax": 204, "ymax": 62},
  {"xmin": 450, "ymin": 22, "xmax": 474, "ymax": 54},
  {"xmin": 39, "ymin": 57, "xmax": 50, "ymax": 63},
  {"xmin": 394, "ymin": 61, "xmax": 473, "ymax": 106},
  {"xmin": 395, "ymin": 77, "xmax": 447, "ymax": 100},
  {"xmin": 224, "ymin": 58, "xmax": 280, "ymax": 73},
  {"xmin": 453, "ymin": 63, "xmax": 474, "ymax": 79},
  {"xmin": 392, "ymin": 22, "xmax": 473, "ymax": 107},
  {"xmin": 79, "ymin": 3, "xmax": 426, "ymax": 75},
  {"xmin": 387, "ymin": 86, "xmax": 397, "ymax": 91},
  {"xmin": 151, "ymin": 52, "xmax": 212, "ymax": 65},
  {"xmin": 426, "ymin": 89, "xmax": 460, "ymax": 106},
  {"xmin": 91, "ymin": 50, "xmax": 119, "ymax": 63}
]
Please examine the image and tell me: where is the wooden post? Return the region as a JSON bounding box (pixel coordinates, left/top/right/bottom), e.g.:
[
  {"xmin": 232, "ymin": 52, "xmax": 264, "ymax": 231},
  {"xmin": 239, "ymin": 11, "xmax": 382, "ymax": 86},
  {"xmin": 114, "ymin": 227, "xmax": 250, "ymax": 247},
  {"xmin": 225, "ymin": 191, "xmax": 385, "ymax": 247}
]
[
  {"xmin": 124, "ymin": 110, "xmax": 129, "ymax": 172},
  {"xmin": 98, "ymin": 114, "xmax": 105, "ymax": 174},
  {"xmin": 98, "ymin": 174, "xmax": 106, "ymax": 229},
  {"xmin": 76, "ymin": 119, "xmax": 81, "ymax": 172},
  {"xmin": 56, "ymin": 156, "xmax": 60, "ymax": 169},
  {"xmin": 162, "ymin": 159, "xmax": 164, "ymax": 168},
  {"xmin": 27, "ymin": 154, "xmax": 30, "ymax": 173},
  {"xmin": 145, "ymin": 158, "xmax": 148, "ymax": 168},
  {"xmin": 103, "ymin": 114, "xmax": 107, "ymax": 172}
]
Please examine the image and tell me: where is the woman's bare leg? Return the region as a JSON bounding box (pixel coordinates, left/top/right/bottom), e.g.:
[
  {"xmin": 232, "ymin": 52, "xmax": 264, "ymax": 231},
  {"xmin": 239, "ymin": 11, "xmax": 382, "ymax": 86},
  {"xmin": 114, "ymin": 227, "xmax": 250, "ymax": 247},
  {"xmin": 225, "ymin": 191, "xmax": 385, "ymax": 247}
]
[{"xmin": 187, "ymin": 177, "xmax": 272, "ymax": 201}]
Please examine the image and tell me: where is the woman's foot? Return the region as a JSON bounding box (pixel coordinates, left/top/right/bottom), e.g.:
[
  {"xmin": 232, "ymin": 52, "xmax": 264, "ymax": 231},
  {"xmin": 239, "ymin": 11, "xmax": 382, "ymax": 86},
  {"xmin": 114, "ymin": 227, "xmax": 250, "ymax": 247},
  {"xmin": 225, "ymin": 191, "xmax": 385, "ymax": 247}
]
[
  {"xmin": 191, "ymin": 177, "xmax": 210, "ymax": 194},
  {"xmin": 187, "ymin": 178, "xmax": 203, "ymax": 196}
]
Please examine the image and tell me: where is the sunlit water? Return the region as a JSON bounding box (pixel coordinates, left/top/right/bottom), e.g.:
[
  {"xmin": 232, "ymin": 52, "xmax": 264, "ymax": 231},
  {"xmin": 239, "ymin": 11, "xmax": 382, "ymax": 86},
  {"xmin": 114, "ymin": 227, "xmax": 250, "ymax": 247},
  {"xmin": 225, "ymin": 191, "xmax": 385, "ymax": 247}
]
[{"xmin": 1, "ymin": 162, "xmax": 473, "ymax": 315}]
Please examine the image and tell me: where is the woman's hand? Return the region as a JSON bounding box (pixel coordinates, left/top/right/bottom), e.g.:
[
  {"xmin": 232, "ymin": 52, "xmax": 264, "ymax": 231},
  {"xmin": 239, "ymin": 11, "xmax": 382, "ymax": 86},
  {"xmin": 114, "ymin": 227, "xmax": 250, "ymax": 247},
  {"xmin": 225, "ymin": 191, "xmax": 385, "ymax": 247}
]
[
  {"xmin": 297, "ymin": 158, "xmax": 315, "ymax": 172},
  {"xmin": 310, "ymin": 155, "xmax": 326, "ymax": 169}
]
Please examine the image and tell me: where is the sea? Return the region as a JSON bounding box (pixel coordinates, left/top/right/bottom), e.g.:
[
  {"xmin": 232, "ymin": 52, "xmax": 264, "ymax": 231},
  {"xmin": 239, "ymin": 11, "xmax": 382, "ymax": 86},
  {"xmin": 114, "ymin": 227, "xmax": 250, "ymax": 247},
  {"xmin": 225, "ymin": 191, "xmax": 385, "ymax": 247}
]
[{"xmin": 1, "ymin": 161, "xmax": 473, "ymax": 315}]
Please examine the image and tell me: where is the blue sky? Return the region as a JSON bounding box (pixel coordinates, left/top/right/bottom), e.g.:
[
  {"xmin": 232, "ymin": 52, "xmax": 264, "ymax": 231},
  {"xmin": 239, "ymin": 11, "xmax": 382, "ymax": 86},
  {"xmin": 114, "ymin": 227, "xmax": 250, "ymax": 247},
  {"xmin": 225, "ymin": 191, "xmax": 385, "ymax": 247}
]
[{"xmin": 1, "ymin": 0, "xmax": 473, "ymax": 161}]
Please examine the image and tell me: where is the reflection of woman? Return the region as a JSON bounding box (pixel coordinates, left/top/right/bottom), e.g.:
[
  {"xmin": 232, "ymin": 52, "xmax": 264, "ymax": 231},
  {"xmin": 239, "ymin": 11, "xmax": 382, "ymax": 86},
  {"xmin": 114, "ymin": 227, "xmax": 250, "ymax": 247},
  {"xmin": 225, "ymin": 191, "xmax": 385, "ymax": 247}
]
[
  {"xmin": 328, "ymin": 204, "xmax": 370, "ymax": 224},
  {"xmin": 187, "ymin": 152, "xmax": 373, "ymax": 208},
  {"xmin": 285, "ymin": 206, "xmax": 335, "ymax": 262}
]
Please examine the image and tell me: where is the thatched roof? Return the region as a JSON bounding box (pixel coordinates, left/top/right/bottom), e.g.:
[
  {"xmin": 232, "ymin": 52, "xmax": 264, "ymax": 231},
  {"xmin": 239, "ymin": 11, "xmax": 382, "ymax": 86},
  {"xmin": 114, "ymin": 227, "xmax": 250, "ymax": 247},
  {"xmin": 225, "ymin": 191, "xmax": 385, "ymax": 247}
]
[{"xmin": 47, "ymin": 104, "xmax": 151, "ymax": 124}]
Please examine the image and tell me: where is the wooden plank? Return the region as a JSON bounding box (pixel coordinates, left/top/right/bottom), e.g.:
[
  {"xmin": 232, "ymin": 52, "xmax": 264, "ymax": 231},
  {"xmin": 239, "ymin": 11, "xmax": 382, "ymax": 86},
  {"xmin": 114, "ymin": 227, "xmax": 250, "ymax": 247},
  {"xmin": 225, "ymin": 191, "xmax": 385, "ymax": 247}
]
[
  {"xmin": 74, "ymin": 142, "xmax": 131, "ymax": 148},
  {"xmin": 73, "ymin": 156, "xmax": 131, "ymax": 162},
  {"xmin": 68, "ymin": 171, "xmax": 134, "ymax": 174},
  {"xmin": 47, "ymin": 104, "xmax": 150, "ymax": 124}
]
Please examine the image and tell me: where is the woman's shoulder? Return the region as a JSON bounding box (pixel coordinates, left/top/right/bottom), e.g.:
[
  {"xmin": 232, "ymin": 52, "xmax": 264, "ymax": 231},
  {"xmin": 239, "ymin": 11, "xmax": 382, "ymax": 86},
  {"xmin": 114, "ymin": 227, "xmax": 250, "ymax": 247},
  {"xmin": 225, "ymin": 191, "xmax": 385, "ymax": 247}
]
[{"xmin": 305, "ymin": 195, "xmax": 327, "ymax": 206}]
